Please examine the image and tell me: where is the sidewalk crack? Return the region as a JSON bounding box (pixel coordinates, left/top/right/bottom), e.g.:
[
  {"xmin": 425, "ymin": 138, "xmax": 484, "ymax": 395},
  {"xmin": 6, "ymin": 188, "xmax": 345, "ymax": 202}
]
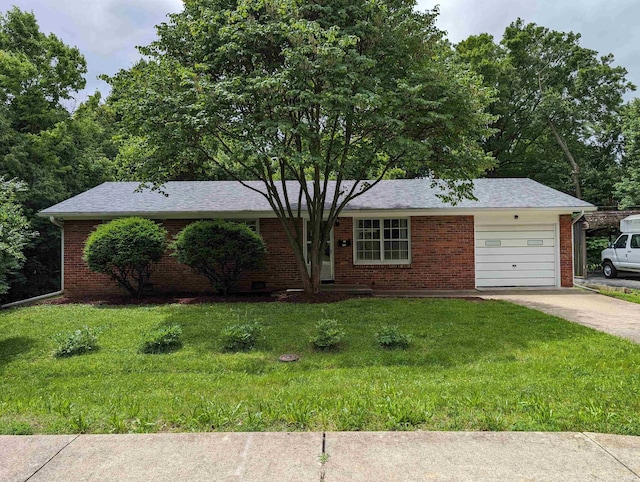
[
  {"xmin": 582, "ymin": 432, "xmax": 640, "ymax": 480},
  {"xmin": 24, "ymin": 434, "xmax": 80, "ymax": 481},
  {"xmin": 319, "ymin": 432, "xmax": 328, "ymax": 482}
]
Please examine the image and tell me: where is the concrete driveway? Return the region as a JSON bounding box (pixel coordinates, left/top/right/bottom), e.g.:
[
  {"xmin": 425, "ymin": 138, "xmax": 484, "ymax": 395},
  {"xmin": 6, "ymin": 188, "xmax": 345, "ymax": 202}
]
[{"xmin": 480, "ymin": 289, "xmax": 640, "ymax": 344}]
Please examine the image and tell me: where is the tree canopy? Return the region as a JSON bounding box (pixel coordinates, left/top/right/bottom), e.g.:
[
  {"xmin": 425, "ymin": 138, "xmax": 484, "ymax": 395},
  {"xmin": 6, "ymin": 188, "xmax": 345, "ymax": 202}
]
[
  {"xmin": 105, "ymin": 0, "xmax": 494, "ymax": 293},
  {"xmin": 456, "ymin": 19, "xmax": 635, "ymax": 202},
  {"xmin": 0, "ymin": 7, "xmax": 116, "ymax": 301}
]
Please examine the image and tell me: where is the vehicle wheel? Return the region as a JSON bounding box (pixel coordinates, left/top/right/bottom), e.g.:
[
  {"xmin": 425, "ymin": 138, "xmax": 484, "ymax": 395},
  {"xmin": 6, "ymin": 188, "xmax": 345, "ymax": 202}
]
[{"xmin": 603, "ymin": 261, "xmax": 617, "ymax": 279}]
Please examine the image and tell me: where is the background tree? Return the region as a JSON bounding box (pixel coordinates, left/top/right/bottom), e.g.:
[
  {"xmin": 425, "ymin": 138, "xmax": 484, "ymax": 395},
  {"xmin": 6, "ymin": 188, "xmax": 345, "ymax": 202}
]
[
  {"xmin": 0, "ymin": 7, "xmax": 116, "ymax": 300},
  {"xmin": 173, "ymin": 220, "xmax": 267, "ymax": 295},
  {"xmin": 0, "ymin": 178, "xmax": 35, "ymax": 298},
  {"xmin": 615, "ymin": 98, "xmax": 640, "ymax": 209},
  {"xmin": 105, "ymin": 0, "xmax": 494, "ymax": 294},
  {"xmin": 83, "ymin": 217, "xmax": 168, "ymax": 297},
  {"xmin": 456, "ymin": 20, "xmax": 634, "ymax": 202}
]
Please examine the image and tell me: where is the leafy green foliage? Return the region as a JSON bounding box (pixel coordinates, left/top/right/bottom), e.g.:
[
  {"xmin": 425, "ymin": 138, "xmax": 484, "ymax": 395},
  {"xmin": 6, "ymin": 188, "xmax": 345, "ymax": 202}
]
[
  {"xmin": 375, "ymin": 325, "xmax": 412, "ymax": 349},
  {"xmin": 53, "ymin": 326, "xmax": 99, "ymax": 358},
  {"xmin": 615, "ymin": 98, "xmax": 640, "ymax": 209},
  {"xmin": 0, "ymin": 177, "xmax": 36, "ymax": 296},
  {"xmin": 105, "ymin": 0, "xmax": 494, "ymax": 294},
  {"xmin": 220, "ymin": 321, "xmax": 263, "ymax": 352},
  {"xmin": 139, "ymin": 324, "xmax": 182, "ymax": 354},
  {"xmin": 83, "ymin": 217, "xmax": 168, "ymax": 297},
  {"xmin": 456, "ymin": 20, "xmax": 634, "ymax": 203},
  {"xmin": 309, "ymin": 319, "xmax": 345, "ymax": 350},
  {"xmin": 0, "ymin": 7, "xmax": 116, "ymax": 301},
  {"xmin": 172, "ymin": 220, "xmax": 266, "ymax": 295},
  {"xmin": 586, "ymin": 237, "xmax": 611, "ymax": 271}
]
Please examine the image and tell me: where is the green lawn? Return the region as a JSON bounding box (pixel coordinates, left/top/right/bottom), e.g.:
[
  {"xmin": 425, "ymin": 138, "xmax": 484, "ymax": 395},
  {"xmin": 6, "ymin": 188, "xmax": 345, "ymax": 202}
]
[
  {"xmin": 1, "ymin": 298, "xmax": 639, "ymax": 435},
  {"xmin": 603, "ymin": 289, "xmax": 640, "ymax": 304}
]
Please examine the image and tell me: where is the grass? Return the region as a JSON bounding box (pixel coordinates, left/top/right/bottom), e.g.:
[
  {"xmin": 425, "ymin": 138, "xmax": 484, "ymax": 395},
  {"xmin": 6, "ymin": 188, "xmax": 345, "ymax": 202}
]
[
  {"xmin": 602, "ymin": 289, "xmax": 640, "ymax": 304},
  {"xmin": 1, "ymin": 298, "xmax": 640, "ymax": 435}
]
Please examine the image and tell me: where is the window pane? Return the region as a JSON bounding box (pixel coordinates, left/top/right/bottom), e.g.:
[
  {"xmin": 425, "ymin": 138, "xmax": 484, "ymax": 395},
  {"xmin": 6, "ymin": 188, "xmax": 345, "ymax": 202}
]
[{"xmin": 384, "ymin": 240, "xmax": 409, "ymax": 260}]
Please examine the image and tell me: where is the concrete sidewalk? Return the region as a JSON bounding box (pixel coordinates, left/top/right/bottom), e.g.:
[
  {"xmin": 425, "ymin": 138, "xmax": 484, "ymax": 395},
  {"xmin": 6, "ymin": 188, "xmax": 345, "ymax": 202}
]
[{"xmin": 2, "ymin": 431, "xmax": 639, "ymax": 481}]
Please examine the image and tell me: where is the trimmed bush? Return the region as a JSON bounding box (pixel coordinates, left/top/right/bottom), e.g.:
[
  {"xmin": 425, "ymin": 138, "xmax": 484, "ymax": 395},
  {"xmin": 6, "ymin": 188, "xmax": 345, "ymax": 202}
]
[
  {"xmin": 139, "ymin": 324, "xmax": 183, "ymax": 354},
  {"xmin": 53, "ymin": 327, "xmax": 99, "ymax": 358},
  {"xmin": 375, "ymin": 325, "xmax": 411, "ymax": 349},
  {"xmin": 221, "ymin": 322, "xmax": 263, "ymax": 351},
  {"xmin": 172, "ymin": 220, "xmax": 266, "ymax": 295},
  {"xmin": 83, "ymin": 217, "xmax": 168, "ymax": 297},
  {"xmin": 310, "ymin": 319, "xmax": 345, "ymax": 350}
]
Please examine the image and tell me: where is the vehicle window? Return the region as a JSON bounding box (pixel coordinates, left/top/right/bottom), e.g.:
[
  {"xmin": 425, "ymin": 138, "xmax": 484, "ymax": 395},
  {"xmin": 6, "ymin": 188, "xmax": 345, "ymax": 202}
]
[
  {"xmin": 614, "ymin": 235, "xmax": 629, "ymax": 249},
  {"xmin": 632, "ymin": 235, "xmax": 640, "ymax": 249}
]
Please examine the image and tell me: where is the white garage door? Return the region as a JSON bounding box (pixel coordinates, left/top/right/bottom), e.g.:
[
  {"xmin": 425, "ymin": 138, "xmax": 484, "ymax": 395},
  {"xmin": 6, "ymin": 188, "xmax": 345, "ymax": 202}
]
[{"xmin": 475, "ymin": 224, "xmax": 557, "ymax": 287}]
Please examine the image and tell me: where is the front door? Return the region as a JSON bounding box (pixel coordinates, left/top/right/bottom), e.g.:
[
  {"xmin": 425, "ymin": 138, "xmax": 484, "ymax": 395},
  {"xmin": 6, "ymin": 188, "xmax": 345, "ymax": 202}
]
[{"xmin": 305, "ymin": 221, "xmax": 334, "ymax": 281}]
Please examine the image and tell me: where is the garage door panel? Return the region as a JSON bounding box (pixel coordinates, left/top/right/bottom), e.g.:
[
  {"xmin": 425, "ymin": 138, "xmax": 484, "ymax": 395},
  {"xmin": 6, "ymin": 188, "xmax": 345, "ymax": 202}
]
[
  {"xmin": 476, "ymin": 230, "xmax": 555, "ymax": 240},
  {"xmin": 476, "ymin": 262, "xmax": 555, "ymax": 271},
  {"xmin": 476, "ymin": 254, "xmax": 556, "ymax": 264},
  {"xmin": 477, "ymin": 224, "xmax": 555, "ymax": 232},
  {"xmin": 475, "ymin": 238, "xmax": 555, "ymax": 248},
  {"xmin": 476, "ymin": 270, "xmax": 556, "ymax": 279},
  {"xmin": 476, "ymin": 246, "xmax": 555, "ymax": 256},
  {"xmin": 476, "ymin": 278, "xmax": 556, "ymax": 287}
]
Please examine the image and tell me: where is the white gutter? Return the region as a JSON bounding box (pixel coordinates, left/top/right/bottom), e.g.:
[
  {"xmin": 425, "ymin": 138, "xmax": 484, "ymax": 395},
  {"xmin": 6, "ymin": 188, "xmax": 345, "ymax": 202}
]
[{"xmin": 1, "ymin": 217, "xmax": 66, "ymax": 309}]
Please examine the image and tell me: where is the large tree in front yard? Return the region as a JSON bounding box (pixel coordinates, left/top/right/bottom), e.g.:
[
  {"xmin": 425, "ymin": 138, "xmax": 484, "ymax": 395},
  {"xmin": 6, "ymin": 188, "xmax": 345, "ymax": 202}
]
[{"xmin": 105, "ymin": 0, "xmax": 494, "ymax": 294}]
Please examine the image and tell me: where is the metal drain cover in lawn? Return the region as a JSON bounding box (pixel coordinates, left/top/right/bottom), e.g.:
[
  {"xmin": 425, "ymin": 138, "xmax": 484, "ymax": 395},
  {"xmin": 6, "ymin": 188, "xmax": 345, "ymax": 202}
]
[{"xmin": 279, "ymin": 354, "xmax": 300, "ymax": 362}]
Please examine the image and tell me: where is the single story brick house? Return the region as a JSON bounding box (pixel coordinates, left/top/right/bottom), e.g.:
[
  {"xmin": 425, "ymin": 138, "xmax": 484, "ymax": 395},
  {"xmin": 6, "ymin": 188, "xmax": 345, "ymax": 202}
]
[{"xmin": 39, "ymin": 178, "xmax": 595, "ymax": 297}]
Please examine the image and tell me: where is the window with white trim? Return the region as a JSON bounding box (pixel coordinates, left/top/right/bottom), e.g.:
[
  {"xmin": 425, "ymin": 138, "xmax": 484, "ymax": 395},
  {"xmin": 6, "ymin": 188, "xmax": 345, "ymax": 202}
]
[{"xmin": 354, "ymin": 218, "xmax": 410, "ymax": 263}]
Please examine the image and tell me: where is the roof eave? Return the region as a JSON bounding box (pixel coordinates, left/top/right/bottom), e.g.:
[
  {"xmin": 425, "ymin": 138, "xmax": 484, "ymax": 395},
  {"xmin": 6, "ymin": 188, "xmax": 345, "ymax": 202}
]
[{"xmin": 39, "ymin": 204, "xmax": 597, "ymax": 220}]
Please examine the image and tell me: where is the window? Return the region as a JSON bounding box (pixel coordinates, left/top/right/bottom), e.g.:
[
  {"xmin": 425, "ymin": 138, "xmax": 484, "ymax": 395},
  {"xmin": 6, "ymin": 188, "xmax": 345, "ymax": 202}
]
[
  {"xmin": 354, "ymin": 218, "xmax": 410, "ymax": 264},
  {"xmin": 631, "ymin": 234, "xmax": 640, "ymax": 249},
  {"xmin": 614, "ymin": 235, "xmax": 628, "ymax": 249}
]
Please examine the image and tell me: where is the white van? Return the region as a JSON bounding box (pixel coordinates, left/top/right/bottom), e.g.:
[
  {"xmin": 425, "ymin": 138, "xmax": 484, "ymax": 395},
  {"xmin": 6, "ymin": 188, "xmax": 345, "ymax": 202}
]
[{"xmin": 601, "ymin": 215, "xmax": 640, "ymax": 278}]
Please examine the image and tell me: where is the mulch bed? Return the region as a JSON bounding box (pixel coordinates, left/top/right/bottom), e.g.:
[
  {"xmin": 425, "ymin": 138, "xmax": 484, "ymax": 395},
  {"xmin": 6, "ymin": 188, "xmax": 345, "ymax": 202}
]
[{"xmin": 41, "ymin": 290, "xmax": 365, "ymax": 306}]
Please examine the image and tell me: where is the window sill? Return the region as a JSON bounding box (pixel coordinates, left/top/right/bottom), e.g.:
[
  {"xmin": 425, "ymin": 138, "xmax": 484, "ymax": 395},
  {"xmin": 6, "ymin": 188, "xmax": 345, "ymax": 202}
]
[{"xmin": 353, "ymin": 262, "xmax": 412, "ymax": 268}]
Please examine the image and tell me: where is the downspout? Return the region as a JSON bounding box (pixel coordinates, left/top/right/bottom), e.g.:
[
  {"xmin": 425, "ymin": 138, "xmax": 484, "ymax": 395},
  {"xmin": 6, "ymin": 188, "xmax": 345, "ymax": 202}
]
[{"xmin": 1, "ymin": 216, "xmax": 65, "ymax": 309}]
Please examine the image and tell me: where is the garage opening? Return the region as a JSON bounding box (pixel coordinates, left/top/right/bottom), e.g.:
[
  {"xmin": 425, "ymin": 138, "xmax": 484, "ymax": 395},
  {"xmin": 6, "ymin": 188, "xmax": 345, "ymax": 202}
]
[{"xmin": 475, "ymin": 224, "xmax": 557, "ymax": 287}]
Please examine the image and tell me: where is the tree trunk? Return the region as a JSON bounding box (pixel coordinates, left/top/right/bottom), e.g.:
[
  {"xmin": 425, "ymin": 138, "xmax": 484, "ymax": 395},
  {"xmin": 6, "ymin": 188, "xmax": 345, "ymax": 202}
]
[{"xmin": 548, "ymin": 120, "xmax": 582, "ymax": 199}]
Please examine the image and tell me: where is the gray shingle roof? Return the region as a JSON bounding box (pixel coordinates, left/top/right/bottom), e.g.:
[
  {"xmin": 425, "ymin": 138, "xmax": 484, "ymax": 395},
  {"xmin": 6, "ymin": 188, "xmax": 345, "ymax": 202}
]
[{"xmin": 39, "ymin": 178, "xmax": 595, "ymax": 218}]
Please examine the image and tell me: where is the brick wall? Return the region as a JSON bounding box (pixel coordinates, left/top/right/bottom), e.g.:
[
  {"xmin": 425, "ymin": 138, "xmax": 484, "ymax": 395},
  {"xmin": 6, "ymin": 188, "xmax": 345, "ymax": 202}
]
[
  {"xmin": 63, "ymin": 213, "xmax": 573, "ymax": 296},
  {"xmin": 559, "ymin": 214, "xmax": 573, "ymax": 288},
  {"xmin": 333, "ymin": 216, "xmax": 476, "ymax": 290},
  {"xmin": 63, "ymin": 218, "xmax": 303, "ymax": 297}
]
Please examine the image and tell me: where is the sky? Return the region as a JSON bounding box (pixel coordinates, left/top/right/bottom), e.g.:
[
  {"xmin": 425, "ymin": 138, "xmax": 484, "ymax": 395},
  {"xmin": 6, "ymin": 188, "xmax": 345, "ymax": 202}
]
[{"xmin": 3, "ymin": 0, "xmax": 639, "ymax": 105}]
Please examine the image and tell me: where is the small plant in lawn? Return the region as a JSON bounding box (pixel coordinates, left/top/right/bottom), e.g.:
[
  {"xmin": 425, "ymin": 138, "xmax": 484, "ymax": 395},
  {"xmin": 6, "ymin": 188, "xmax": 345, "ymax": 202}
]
[
  {"xmin": 310, "ymin": 319, "xmax": 345, "ymax": 350},
  {"xmin": 139, "ymin": 324, "xmax": 183, "ymax": 354},
  {"xmin": 376, "ymin": 325, "xmax": 411, "ymax": 349},
  {"xmin": 221, "ymin": 322, "xmax": 263, "ymax": 352},
  {"xmin": 53, "ymin": 327, "xmax": 99, "ymax": 358}
]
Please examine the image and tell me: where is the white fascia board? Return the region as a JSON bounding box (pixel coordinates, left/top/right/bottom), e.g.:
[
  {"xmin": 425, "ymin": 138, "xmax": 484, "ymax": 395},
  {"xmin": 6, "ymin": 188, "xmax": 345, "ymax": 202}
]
[
  {"xmin": 342, "ymin": 207, "xmax": 597, "ymax": 218},
  {"xmin": 37, "ymin": 211, "xmax": 279, "ymax": 220},
  {"xmin": 38, "ymin": 205, "xmax": 596, "ymax": 221}
]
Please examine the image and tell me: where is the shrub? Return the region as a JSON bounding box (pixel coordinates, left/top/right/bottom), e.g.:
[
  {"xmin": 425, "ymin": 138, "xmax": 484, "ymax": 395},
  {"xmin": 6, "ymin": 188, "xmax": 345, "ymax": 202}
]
[
  {"xmin": 221, "ymin": 322, "xmax": 263, "ymax": 351},
  {"xmin": 172, "ymin": 220, "xmax": 266, "ymax": 295},
  {"xmin": 53, "ymin": 327, "xmax": 99, "ymax": 358},
  {"xmin": 139, "ymin": 324, "xmax": 183, "ymax": 354},
  {"xmin": 83, "ymin": 217, "xmax": 168, "ymax": 297},
  {"xmin": 376, "ymin": 325, "xmax": 411, "ymax": 349},
  {"xmin": 310, "ymin": 319, "xmax": 345, "ymax": 350}
]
